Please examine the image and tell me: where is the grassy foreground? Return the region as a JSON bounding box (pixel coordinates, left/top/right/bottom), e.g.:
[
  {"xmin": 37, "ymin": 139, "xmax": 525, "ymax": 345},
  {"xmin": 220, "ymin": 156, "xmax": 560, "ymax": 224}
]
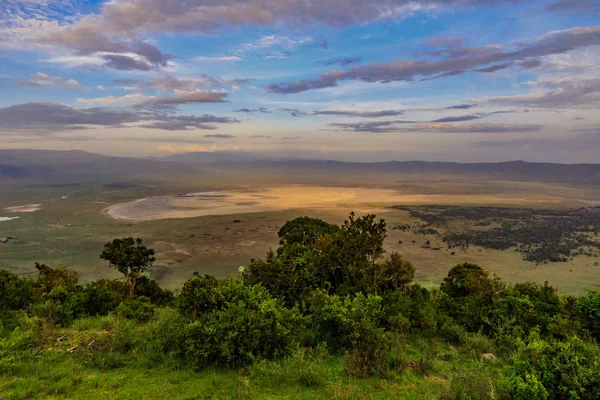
[{"xmin": 1, "ymin": 309, "xmax": 505, "ymax": 399}]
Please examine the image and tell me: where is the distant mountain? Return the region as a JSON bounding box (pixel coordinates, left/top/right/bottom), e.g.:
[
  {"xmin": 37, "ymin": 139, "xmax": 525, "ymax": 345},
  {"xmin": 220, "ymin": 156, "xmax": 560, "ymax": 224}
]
[
  {"xmin": 1, "ymin": 149, "xmax": 599, "ymax": 185},
  {"xmin": 161, "ymin": 151, "xmax": 260, "ymax": 163},
  {"xmin": 0, "ymin": 149, "xmax": 195, "ymax": 182}
]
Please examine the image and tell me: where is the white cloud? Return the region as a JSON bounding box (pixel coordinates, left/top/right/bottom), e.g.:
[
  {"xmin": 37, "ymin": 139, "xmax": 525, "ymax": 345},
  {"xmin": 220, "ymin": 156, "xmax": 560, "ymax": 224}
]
[
  {"xmin": 76, "ymin": 93, "xmax": 152, "ymax": 106},
  {"xmin": 19, "ymin": 72, "xmax": 88, "ymax": 90}
]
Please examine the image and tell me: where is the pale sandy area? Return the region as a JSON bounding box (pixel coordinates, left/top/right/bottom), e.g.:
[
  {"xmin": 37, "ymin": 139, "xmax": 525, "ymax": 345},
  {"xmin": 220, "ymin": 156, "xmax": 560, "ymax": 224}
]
[
  {"xmin": 4, "ymin": 204, "xmax": 42, "ymax": 213},
  {"xmin": 0, "ymin": 216, "xmax": 20, "ymax": 222},
  {"xmin": 105, "ymin": 185, "xmax": 567, "ymax": 222}
]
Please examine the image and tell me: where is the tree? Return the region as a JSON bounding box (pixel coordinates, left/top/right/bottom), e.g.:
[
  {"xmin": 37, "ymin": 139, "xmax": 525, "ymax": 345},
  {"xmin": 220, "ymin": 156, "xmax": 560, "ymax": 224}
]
[{"xmin": 100, "ymin": 237, "xmax": 156, "ymax": 295}]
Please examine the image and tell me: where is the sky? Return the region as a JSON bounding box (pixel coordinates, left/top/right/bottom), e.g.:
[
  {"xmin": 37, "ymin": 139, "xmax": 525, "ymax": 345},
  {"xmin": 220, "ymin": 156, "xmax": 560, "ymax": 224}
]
[{"xmin": 0, "ymin": 0, "xmax": 599, "ymax": 163}]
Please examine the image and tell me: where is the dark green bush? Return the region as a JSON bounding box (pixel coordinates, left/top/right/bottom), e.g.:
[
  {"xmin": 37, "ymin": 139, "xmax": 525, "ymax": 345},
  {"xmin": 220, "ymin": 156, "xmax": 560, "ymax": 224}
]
[
  {"xmin": 115, "ymin": 297, "xmax": 155, "ymax": 322},
  {"xmin": 182, "ymin": 280, "xmax": 302, "ymax": 368},
  {"xmin": 178, "ymin": 274, "xmax": 220, "ymax": 317},
  {"xmin": 0, "ymin": 270, "xmax": 33, "ymax": 312}
]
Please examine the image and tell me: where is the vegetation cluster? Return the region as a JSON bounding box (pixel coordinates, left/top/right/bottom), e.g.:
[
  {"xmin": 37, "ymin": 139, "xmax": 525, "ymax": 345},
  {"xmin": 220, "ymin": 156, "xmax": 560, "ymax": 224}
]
[
  {"xmin": 2, "ymin": 212, "xmax": 600, "ymax": 398},
  {"xmin": 393, "ymin": 205, "xmax": 600, "ymax": 264}
]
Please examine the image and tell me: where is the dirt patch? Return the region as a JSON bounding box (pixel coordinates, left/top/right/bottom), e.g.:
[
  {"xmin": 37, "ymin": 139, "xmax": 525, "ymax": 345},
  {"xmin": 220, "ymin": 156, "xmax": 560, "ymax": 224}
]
[{"xmin": 5, "ymin": 204, "xmax": 42, "ymax": 213}]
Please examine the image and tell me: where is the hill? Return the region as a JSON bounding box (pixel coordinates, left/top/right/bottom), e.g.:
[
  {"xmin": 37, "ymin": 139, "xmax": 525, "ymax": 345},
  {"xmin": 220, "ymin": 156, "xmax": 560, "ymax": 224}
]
[
  {"xmin": 0, "ymin": 149, "xmax": 195, "ymax": 182},
  {"xmin": 2, "ymin": 149, "xmax": 600, "ymax": 185}
]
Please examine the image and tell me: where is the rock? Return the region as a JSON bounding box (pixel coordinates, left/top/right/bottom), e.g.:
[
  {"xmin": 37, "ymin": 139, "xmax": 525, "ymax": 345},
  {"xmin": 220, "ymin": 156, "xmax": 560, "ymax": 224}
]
[
  {"xmin": 482, "ymin": 353, "xmax": 497, "ymax": 362},
  {"xmin": 67, "ymin": 344, "xmax": 79, "ymax": 353}
]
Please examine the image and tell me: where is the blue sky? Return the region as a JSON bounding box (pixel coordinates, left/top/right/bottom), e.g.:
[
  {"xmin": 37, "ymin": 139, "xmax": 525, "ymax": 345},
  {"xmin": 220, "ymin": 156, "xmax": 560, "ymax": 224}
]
[{"xmin": 0, "ymin": 0, "xmax": 599, "ymax": 162}]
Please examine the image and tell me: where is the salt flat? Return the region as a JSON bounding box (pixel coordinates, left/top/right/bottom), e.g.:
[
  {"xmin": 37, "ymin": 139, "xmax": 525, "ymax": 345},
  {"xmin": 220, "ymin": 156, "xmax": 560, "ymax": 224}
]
[{"xmin": 105, "ymin": 185, "xmax": 566, "ymax": 222}]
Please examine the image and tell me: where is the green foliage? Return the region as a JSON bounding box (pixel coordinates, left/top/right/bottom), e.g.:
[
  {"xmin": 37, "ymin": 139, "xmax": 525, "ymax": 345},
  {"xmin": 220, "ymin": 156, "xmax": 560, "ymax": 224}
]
[
  {"xmin": 576, "ymin": 290, "xmax": 600, "ymax": 340},
  {"xmin": 0, "ymin": 270, "xmax": 33, "ymax": 311},
  {"xmin": 182, "ymin": 280, "xmax": 302, "ymax": 368},
  {"xmin": 440, "ymin": 263, "xmax": 505, "ymax": 332},
  {"xmin": 178, "ymin": 274, "xmax": 220, "ymax": 317},
  {"xmin": 277, "ymin": 216, "xmax": 341, "ymax": 248},
  {"xmin": 3, "ymin": 221, "xmax": 600, "ymax": 398},
  {"xmin": 115, "ymin": 297, "xmax": 155, "ymax": 322},
  {"xmin": 375, "ymin": 252, "xmax": 416, "ymax": 293},
  {"xmin": 99, "ymin": 237, "xmax": 156, "ymax": 295},
  {"xmin": 501, "ymin": 331, "xmax": 600, "ymax": 400}
]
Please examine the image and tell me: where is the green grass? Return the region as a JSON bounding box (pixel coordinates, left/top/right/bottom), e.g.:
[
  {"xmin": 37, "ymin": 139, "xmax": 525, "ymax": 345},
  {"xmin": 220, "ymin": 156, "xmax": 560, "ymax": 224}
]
[{"xmin": 0, "ymin": 310, "xmax": 505, "ymax": 399}]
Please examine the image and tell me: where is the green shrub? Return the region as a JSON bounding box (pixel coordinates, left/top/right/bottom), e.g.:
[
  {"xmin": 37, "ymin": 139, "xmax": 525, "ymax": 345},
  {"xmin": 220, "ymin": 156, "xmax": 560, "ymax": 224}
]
[
  {"xmin": 308, "ymin": 290, "xmax": 389, "ymax": 376},
  {"xmin": 576, "ymin": 290, "xmax": 600, "ymax": 340},
  {"xmin": 501, "ymin": 330, "xmax": 600, "ymax": 399},
  {"xmin": 115, "ymin": 297, "xmax": 155, "ymax": 322},
  {"xmin": 0, "ymin": 270, "xmax": 33, "ymax": 312},
  {"xmin": 182, "ymin": 280, "xmax": 302, "ymax": 368},
  {"xmin": 134, "ymin": 276, "xmax": 174, "ymax": 306},
  {"xmin": 178, "ymin": 274, "xmax": 220, "ymax": 317}
]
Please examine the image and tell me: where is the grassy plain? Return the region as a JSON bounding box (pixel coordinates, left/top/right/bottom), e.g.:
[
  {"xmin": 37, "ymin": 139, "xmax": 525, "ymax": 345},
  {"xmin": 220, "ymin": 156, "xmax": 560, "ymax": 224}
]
[{"xmin": 1, "ymin": 176, "xmax": 600, "ymax": 293}]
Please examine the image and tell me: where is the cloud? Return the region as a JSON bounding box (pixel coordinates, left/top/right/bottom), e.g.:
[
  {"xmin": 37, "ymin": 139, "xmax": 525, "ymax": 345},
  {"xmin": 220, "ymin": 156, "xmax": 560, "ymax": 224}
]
[
  {"xmin": 204, "ymin": 134, "xmax": 235, "ymax": 139},
  {"xmin": 140, "ymin": 115, "xmax": 239, "ymax": 131},
  {"xmin": 157, "ymin": 144, "xmax": 217, "ymax": 153},
  {"xmin": 321, "ymin": 57, "xmax": 362, "ymax": 66},
  {"xmin": 399, "ymin": 123, "xmax": 545, "ymax": 134},
  {"xmin": 139, "ymin": 91, "xmax": 228, "ymax": 106},
  {"xmin": 235, "ymin": 108, "xmax": 272, "ymax": 113},
  {"xmin": 446, "ymin": 104, "xmax": 475, "ymax": 109},
  {"xmin": 18, "ymin": 72, "xmax": 88, "ymax": 90},
  {"xmin": 547, "ymin": 0, "xmax": 600, "ymax": 13},
  {"xmin": 486, "ymin": 77, "xmax": 600, "ymax": 108},
  {"xmin": 76, "ymin": 94, "xmax": 151, "ymax": 107},
  {"xmin": 0, "ymin": 102, "xmax": 140, "ymax": 133},
  {"xmin": 0, "ymin": 102, "xmax": 238, "ymax": 133},
  {"xmin": 431, "ymin": 114, "xmax": 481, "ymax": 122},
  {"xmin": 312, "ymin": 109, "xmax": 405, "ymax": 118},
  {"xmin": 135, "ymin": 75, "xmax": 252, "ymax": 92},
  {"xmin": 195, "ymin": 56, "xmax": 243, "ymax": 62},
  {"xmin": 329, "ymin": 120, "xmax": 543, "ymax": 133},
  {"xmin": 249, "ymin": 135, "xmax": 272, "ymax": 139},
  {"xmin": 102, "ymin": 54, "xmax": 154, "ymax": 71},
  {"xmin": 280, "ymin": 108, "xmax": 308, "ymax": 117},
  {"xmin": 329, "ymin": 120, "xmax": 412, "ymax": 133},
  {"xmin": 242, "ymin": 35, "xmax": 312, "ymax": 52},
  {"xmin": 267, "ymin": 25, "xmax": 600, "ymax": 93}
]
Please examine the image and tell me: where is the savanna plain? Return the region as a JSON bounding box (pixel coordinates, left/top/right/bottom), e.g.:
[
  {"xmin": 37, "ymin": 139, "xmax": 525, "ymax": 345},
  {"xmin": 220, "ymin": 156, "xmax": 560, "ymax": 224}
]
[{"xmin": 2, "ymin": 168, "xmax": 600, "ymax": 399}]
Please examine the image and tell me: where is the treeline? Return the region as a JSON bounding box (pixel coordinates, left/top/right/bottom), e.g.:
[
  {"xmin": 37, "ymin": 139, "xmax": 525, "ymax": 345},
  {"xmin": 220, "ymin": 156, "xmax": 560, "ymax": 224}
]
[{"xmin": 2, "ymin": 212, "xmax": 600, "ymax": 399}]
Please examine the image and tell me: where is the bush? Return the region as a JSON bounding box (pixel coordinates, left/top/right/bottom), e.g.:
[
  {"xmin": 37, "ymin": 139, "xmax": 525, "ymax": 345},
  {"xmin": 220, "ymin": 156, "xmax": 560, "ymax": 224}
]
[
  {"xmin": 80, "ymin": 279, "xmax": 127, "ymax": 316},
  {"xmin": 0, "ymin": 270, "xmax": 33, "ymax": 312},
  {"xmin": 182, "ymin": 280, "xmax": 302, "ymax": 368},
  {"xmin": 178, "ymin": 274, "xmax": 220, "ymax": 317},
  {"xmin": 308, "ymin": 290, "xmax": 389, "ymax": 376},
  {"xmin": 576, "ymin": 290, "xmax": 600, "ymax": 340},
  {"xmin": 501, "ymin": 330, "xmax": 600, "ymax": 399},
  {"xmin": 134, "ymin": 276, "xmax": 174, "ymax": 306},
  {"xmin": 115, "ymin": 297, "xmax": 155, "ymax": 322}
]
